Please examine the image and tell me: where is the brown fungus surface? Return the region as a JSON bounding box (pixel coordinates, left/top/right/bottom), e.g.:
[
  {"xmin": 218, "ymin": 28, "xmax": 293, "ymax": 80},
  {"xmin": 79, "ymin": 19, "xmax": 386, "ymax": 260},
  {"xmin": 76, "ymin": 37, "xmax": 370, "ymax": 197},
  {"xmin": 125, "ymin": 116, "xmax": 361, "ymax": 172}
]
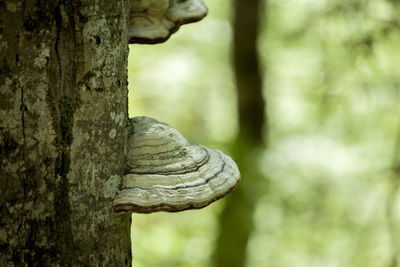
[
  {"xmin": 112, "ymin": 116, "xmax": 240, "ymax": 214},
  {"xmin": 129, "ymin": 0, "xmax": 208, "ymax": 44}
]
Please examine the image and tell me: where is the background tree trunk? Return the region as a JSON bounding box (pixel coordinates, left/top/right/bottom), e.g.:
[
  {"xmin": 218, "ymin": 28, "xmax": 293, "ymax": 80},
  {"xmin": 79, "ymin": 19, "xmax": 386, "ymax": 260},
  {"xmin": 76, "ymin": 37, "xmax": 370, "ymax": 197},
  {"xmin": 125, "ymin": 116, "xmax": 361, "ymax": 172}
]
[
  {"xmin": 0, "ymin": 1, "xmax": 131, "ymax": 265},
  {"xmin": 213, "ymin": 0, "xmax": 266, "ymax": 266}
]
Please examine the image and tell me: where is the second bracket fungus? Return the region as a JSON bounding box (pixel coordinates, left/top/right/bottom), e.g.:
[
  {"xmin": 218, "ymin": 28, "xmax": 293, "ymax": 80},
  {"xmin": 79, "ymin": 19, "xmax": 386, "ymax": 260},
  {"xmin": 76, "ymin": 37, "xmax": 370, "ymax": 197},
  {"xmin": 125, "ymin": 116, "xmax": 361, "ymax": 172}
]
[
  {"xmin": 129, "ymin": 0, "xmax": 208, "ymax": 44},
  {"xmin": 112, "ymin": 116, "xmax": 240, "ymax": 214}
]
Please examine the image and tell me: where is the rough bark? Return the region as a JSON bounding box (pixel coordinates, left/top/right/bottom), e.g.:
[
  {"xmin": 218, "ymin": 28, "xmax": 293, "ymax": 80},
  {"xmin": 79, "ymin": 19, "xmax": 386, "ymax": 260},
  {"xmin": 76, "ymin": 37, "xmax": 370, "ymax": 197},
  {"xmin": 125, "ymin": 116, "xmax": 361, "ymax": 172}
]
[
  {"xmin": 0, "ymin": 1, "xmax": 131, "ymax": 265},
  {"xmin": 213, "ymin": 0, "xmax": 266, "ymax": 266}
]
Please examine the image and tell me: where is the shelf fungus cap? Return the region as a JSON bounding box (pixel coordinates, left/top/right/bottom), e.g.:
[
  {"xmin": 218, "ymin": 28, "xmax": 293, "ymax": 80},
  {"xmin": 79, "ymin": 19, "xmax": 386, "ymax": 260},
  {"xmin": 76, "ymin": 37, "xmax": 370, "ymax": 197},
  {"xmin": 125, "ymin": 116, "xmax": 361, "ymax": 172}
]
[
  {"xmin": 167, "ymin": 0, "xmax": 208, "ymax": 25},
  {"xmin": 112, "ymin": 116, "xmax": 240, "ymax": 214},
  {"xmin": 129, "ymin": 0, "xmax": 208, "ymax": 44}
]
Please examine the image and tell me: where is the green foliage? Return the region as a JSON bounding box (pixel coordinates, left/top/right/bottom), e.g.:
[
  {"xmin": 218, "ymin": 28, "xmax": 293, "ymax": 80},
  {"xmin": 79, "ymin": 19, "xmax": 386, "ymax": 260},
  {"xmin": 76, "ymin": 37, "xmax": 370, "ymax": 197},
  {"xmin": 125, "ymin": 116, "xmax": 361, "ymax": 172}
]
[{"xmin": 128, "ymin": 0, "xmax": 400, "ymax": 266}]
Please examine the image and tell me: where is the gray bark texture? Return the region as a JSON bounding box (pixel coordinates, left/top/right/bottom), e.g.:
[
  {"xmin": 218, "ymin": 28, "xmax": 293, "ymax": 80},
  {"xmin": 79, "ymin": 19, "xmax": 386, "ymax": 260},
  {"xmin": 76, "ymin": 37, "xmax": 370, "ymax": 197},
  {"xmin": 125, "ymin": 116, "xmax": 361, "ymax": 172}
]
[{"xmin": 0, "ymin": 0, "xmax": 132, "ymax": 266}]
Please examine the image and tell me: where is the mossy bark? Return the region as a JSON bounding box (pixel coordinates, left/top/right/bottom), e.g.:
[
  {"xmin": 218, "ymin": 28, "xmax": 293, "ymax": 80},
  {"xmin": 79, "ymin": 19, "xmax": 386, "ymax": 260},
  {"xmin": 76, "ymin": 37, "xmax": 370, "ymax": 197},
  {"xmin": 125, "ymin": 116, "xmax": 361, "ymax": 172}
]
[{"xmin": 0, "ymin": 0, "xmax": 131, "ymax": 265}]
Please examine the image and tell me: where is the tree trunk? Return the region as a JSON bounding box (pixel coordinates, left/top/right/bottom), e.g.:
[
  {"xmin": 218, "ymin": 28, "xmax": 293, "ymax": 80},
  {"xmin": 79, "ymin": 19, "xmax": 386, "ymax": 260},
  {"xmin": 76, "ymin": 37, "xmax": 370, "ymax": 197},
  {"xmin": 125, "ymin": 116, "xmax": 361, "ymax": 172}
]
[
  {"xmin": 213, "ymin": 0, "xmax": 266, "ymax": 266},
  {"xmin": 0, "ymin": 1, "xmax": 131, "ymax": 265}
]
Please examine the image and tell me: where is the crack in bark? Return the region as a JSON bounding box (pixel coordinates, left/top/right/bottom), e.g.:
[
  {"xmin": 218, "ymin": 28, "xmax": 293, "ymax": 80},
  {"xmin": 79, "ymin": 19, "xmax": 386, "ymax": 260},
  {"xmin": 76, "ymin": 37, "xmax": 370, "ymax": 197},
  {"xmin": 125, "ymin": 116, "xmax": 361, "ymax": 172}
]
[
  {"xmin": 52, "ymin": 5, "xmax": 77, "ymax": 264},
  {"xmin": 19, "ymin": 79, "xmax": 25, "ymax": 160},
  {"xmin": 55, "ymin": 7, "xmax": 62, "ymax": 102},
  {"xmin": 19, "ymin": 0, "xmax": 27, "ymax": 159}
]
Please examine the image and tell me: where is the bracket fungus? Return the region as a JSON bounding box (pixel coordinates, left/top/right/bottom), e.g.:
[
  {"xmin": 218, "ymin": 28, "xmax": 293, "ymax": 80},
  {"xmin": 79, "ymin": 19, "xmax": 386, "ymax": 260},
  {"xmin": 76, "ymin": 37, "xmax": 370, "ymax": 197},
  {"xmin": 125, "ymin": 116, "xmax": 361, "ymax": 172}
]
[
  {"xmin": 129, "ymin": 0, "xmax": 208, "ymax": 44},
  {"xmin": 112, "ymin": 116, "xmax": 240, "ymax": 214}
]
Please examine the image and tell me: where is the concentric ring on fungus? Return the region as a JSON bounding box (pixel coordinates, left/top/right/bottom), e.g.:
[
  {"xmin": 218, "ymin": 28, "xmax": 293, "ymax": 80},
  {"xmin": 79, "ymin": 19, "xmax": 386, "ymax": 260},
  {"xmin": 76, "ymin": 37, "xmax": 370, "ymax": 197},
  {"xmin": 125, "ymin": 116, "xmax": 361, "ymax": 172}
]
[
  {"xmin": 112, "ymin": 116, "xmax": 240, "ymax": 214},
  {"xmin": 128, "ymin": 0, "xmax": 208, "ymax": 44}
]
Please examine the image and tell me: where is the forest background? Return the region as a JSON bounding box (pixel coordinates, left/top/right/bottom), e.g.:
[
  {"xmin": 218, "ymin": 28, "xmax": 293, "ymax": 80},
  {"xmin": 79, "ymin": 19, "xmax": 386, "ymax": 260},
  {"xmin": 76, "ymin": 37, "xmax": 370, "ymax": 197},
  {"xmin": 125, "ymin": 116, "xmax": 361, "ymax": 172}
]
[{"xmin": 128, "ymin": 0, "xmax": 400, "ymax": 266}]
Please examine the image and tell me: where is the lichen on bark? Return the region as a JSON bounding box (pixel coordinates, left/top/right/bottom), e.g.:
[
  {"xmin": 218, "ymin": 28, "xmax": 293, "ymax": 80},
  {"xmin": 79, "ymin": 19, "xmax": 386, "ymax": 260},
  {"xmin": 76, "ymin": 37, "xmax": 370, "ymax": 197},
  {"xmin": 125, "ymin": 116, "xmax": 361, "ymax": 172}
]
[{"xmin": 0, "ymin": 0, "xmax": 132, "ymax": 265}]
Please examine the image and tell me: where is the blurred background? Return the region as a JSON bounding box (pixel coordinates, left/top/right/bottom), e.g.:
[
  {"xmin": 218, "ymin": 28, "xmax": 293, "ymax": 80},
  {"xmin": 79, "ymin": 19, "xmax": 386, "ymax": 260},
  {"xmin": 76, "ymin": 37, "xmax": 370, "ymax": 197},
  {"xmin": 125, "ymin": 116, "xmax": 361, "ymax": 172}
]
[{"xmin": 127, "ymin": 0, "xmax": 400, "ymax": 266}]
